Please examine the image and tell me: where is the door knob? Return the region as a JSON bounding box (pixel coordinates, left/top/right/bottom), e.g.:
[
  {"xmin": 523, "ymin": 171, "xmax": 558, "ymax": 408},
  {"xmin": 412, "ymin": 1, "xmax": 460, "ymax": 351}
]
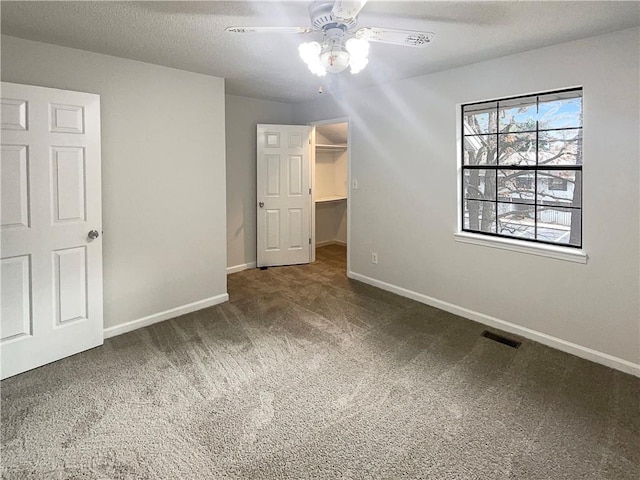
[
  {"xmin": 88, "ymin": 230, "xmax": 100, "ymax": 240},
  {"xmin": 259, "ymin": 202, "xmax": 265, "ymax": 208}
]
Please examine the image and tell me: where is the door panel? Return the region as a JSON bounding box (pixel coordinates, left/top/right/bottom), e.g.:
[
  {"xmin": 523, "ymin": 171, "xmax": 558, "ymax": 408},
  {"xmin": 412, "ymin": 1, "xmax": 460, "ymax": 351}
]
[
  {"xmin": 266, "ymin": 210, "xmax": 281, "ymax": 250},
  {"xmin": 0, "ymin": 82, "xmax": 103, "ymax": 379},
  {"xmin": 51, "ymin": 146, "xmax": 86, "ymax": 222},
  {"xmin": 257, "ymin": 125, "xmax": 311, "ymax": 267},
  {"xmin": 288, "ymin": 209, "xmax": 303, "ymax": 248},
  {"xmin": 1, "ymin": 99, "xmax": 27, "ymax": 130},
  {"xmin": 53, "ymin": 247, "xmax": 88, "ymax": 325},
  {"xmin": 0, "ymin": 255, "xmax": 32, "ymax": 340},
  {"xmin": 288, "ymin": 155, "xmax": 303, "ymax": 195},
  {"xmin": 266, "ymin": 155, "xmax": 280, "ymax": 196},
  {"xmin": 1, "ymin": 145, "xmax": 29, "ymax": 228},
  {"xmin": 49, "ymin": 103, "xmax": 84, "ymax": 134}
]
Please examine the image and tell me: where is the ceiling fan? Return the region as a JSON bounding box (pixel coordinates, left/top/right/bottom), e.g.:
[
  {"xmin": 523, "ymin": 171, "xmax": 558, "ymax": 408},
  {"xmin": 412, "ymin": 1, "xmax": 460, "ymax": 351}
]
[{"xmin": 226, "ymin": 0, "xmax": 434, "ymax": 76}]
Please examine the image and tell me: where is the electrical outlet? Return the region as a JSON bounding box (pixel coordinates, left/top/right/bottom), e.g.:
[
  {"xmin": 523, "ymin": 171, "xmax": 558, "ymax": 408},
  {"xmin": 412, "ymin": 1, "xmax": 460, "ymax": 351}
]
[
  {"xmin": 351, "ymin": 179, "xmax": 358, "ymax": 189},
  {"xmin": 371, "ymin": 252, "xmax": 378, "ymax": 264}
]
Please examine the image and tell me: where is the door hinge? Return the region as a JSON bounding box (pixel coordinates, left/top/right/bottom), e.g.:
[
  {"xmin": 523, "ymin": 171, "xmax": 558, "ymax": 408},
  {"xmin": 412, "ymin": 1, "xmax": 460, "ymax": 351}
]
[
  {"xmin": 309, "ymin": 188, "xmax": 312, "ymax": 195},
  {"xmin": 309, "ymin": 238, "xmax": 311, "ymax": 245}
]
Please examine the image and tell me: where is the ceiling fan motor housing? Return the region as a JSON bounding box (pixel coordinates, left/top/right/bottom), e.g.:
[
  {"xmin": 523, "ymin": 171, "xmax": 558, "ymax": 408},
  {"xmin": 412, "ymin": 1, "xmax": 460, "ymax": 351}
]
[{"xmin": 309, "ymin": 0, "xmax": 358, "ymax": 31}]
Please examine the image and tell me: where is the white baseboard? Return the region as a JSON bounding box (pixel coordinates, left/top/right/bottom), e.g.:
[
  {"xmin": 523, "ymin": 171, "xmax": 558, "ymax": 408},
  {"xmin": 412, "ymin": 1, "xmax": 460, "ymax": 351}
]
[
  {"xmin": 316, "ymin": 240, "xmax": 347, "ymax": 248},
  {"xmin": 348, "ymin": 271, "xmax": 640, "ymax": 378},
  {"xmin": 103, "ymin": 293, "xmax": 229, "ymax": 339},
  {"xmin": 227, "ymin": 262, "xmax": 256, "ymax": 274}
]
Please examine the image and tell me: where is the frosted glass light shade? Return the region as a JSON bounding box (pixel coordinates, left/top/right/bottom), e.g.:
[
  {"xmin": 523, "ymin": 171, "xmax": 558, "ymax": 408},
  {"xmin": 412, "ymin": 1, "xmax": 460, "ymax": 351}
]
[
  {"xmin": 349, "ymin": 57, "xmax": 368, "ymax": 74},
  {"xmin": 320, "ymin": 49, "xmax": 350, "ymax": 73},
  {"xmin": 346, "ymin": 38, "xmax": 369, "ymax": 58},
  {"xmin": 299, "ymin": 41, "xmax": 321, "ymax": 62},
  {"xmin": 299, "ymin": 42, "xmax": 326, "ymax": 76}
]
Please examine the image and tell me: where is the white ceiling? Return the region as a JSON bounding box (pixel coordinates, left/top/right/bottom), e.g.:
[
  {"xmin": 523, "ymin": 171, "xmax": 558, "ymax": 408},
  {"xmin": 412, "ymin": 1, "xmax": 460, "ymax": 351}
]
[{"xmin": 2, "ymin": 1, "xmax": 639, "ymax": 103}]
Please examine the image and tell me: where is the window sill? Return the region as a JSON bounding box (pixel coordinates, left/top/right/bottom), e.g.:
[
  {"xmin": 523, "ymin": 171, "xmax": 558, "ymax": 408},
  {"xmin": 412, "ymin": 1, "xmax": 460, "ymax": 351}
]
[{"xmin": 454, "ymin": 232, "xmax": 588, "ymax": 264}]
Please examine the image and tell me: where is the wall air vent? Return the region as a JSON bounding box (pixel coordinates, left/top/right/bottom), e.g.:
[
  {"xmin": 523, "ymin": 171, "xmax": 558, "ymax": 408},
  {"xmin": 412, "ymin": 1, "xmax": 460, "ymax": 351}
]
[{"xmin": 481, "ymin": 330, "xmax": 521, "ymax": 349}]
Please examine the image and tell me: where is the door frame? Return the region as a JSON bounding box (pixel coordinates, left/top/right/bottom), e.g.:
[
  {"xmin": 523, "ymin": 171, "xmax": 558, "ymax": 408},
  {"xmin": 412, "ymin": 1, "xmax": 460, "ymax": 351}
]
[{"xmin": 309, "ymin": 117, "xmax": 351, "ymax": 273}]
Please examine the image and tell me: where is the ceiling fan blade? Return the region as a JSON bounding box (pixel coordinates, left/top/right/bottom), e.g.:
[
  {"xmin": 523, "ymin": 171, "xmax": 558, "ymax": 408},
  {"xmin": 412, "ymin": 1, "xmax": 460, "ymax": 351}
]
[
  {"xmin": 225, "ymin": 26, "xmax": 314, "ymax": 34},
  {"xmin": 331, "ymin": 0, "xmax": 368, "ymax": 23},
  {"xmin": 356, "ymin": 27, "xmax": 434, "ymax": 47}
]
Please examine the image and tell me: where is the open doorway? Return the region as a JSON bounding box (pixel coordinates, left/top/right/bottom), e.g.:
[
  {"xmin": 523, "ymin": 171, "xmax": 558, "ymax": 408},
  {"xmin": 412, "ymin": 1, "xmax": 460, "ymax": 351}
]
[{"xmin": 311, "ymin": 120, "xmax": 349, "ymax": 274}]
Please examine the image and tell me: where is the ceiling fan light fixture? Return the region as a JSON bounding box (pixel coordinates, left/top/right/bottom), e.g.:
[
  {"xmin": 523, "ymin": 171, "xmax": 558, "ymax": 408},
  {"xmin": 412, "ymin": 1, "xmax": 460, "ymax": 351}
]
[
  {"xmin": 299, "ymin": 41, "xmax": 327, "ymax": 76},
  {"xmin": 320, "ymin": 48, "xmax": 350, "ymax": 73},
  {"xmin": 345, "ymin": 37, "xmax": 369, "ymax": 58},
  {"xmin": 319, "ymin": 30, "xmax": 350, "ymax": 74},
  {"xmin": 299, "ymin": 37, "xmax": 369, "ymax": 76},
  {"xmin": 299, "ymin": 41, "xmax": 321, "ymax": 61},
  {"xmin": 345, "ymin": 37, "xmax": 369, "ymax": 74},
  {"xmin": 308, "ymin": 61, "xmax": 328, "ymax": 76},
  {"xmin": 349, "ymin": 56, "xmax": 368, "ymax": 74}
]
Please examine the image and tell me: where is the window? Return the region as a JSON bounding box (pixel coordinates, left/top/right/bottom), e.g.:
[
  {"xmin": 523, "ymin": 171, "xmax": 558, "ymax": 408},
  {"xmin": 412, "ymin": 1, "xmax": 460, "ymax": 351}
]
[{"xmin": 461, "ymin": 88, "xmax": 582, "ymax": 248}]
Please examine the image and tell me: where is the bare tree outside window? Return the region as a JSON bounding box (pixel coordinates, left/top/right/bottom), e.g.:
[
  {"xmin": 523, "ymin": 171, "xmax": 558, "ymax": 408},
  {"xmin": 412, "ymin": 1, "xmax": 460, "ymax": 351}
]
[{"xmin": 461, "ymin": 88, "xmax": 582, "ymax": 247}]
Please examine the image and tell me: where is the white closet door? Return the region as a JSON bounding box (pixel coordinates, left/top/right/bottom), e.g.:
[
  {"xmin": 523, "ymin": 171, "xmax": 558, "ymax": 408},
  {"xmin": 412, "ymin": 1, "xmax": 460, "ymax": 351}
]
[
  {"xmin": 256, "ymin": 124, "xmax": 312, "ymax": 267},
  {"xmin": 1, "ymin": 82, "xmax": 103, "ymax": 379}
]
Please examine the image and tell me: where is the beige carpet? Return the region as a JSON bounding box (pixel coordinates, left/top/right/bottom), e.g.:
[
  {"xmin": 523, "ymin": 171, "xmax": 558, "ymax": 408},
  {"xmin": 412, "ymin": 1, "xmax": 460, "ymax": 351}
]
[{"xmin": 2, "ymin": 245, "xmax": 639, "ymax": 479}]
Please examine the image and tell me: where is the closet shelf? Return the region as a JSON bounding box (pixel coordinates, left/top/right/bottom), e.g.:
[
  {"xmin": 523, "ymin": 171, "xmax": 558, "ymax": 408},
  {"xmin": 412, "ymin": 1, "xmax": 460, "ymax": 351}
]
[
  {"xmin": 315, "ymin": 195, "xmax": 347, "ymax": 203},
  {"xmin": 316, "ymin": 144, "xmax": 347, "ymax": 151}
]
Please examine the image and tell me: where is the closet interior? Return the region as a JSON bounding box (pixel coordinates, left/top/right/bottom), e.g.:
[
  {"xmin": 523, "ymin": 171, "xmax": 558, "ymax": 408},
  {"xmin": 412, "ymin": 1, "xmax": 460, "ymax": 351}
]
[{"xmin": 314, "ymin": 122, "xmax": 348, "ymax": 252}]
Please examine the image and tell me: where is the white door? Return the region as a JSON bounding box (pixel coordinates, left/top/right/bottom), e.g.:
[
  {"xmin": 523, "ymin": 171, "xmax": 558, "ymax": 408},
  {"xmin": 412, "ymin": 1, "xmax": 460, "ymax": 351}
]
[
  {"xmin": 1, "ymin": 82, "xmax": 103, "ymax": 379},
  {"xmin": 257, "ymin": 124, "xmax": 312, "ymax": 267}
]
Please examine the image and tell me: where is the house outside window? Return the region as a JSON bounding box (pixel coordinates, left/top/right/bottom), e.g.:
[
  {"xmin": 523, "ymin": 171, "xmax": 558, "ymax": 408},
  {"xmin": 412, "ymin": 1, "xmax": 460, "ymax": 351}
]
[
  {"xmin": 461, "ymin": 88, "xmax": 583, "ymax": 247},
  {"xmin": 547, "ymin": 177, "xmax": 568, "ymax": 191}
]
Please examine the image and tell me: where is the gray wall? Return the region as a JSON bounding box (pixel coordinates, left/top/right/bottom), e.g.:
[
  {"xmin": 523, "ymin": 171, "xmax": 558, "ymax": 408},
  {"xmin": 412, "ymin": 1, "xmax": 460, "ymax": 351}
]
[
  {"xmin": 225, "ymin": 95, "xmax": 293, "ymax": 270},
  {"xmin": 1, "ymin": 35, "xmax": 228, "ymax": 330},
  {"xmin": 292, "ymin": 28, "xmax": 640, "ymax": 369}
]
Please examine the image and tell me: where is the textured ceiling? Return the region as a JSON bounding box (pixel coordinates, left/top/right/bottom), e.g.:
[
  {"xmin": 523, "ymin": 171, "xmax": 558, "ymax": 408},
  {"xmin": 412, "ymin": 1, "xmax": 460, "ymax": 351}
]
[{"xmin": 1, "ymin": 1, "xmax": 639, "ymax": 103}]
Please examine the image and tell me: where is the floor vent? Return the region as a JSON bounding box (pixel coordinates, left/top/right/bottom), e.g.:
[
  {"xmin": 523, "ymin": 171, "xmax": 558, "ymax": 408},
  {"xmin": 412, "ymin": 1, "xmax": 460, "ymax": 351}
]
[{"xmin": 481, "ymin": 330, "xmax": 521, "ymax": 349}]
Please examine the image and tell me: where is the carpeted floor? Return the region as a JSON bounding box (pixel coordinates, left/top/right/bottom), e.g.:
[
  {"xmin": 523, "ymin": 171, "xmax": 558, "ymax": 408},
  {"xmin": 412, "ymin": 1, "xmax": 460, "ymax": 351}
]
[{"xmin": 1, "ymin": 245, "xmax": 639, "ymax": 479}]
